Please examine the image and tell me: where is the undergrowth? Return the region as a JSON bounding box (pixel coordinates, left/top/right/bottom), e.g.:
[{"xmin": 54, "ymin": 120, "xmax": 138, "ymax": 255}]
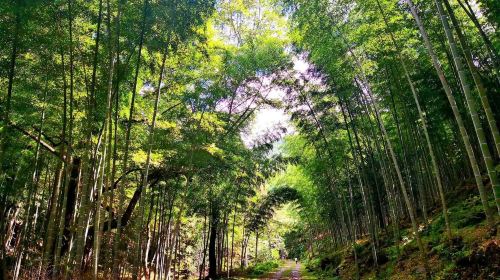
[
  {"xmin": 246, "ymin": 260, "xmax": 281, "ymax": 277},
  {"xmin": 301, "ymin": 185, "xmax": 499, "ymax": 279}
]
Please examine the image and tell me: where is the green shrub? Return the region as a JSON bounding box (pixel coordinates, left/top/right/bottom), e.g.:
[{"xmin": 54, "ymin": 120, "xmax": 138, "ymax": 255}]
[
  {"xmin": 304, "ymin": 257, "xmax": 321, "ymax": 272},
  {"xmin": 247, "ymin": 260, "xmax": 280, "ymax": 276},
  {"xmin": 304, "ymin": 252, "xmax": 343, "ymax": 274},
  {"xmin": 319, "ymin": 252, "xmax": 342, "ymax": 271},
  {"xmin": 384, "ymin": 244, "xmax": 400, "ymax": 260},
  {"xmin": 354, "ymin": 243, "xmax": 366, "ymax": 256}
]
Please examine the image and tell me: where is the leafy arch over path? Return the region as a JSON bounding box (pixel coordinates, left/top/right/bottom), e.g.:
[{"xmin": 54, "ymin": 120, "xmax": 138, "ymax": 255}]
[{"xmin": 247, "ymin": 186, "xmax": 302, "ymax": 232}]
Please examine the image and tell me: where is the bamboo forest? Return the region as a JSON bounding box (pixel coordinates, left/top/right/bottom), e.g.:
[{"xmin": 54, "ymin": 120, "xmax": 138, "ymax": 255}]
[{"xmin": 1, "ymin": 0, "xmax": 500, "ymax": 279}]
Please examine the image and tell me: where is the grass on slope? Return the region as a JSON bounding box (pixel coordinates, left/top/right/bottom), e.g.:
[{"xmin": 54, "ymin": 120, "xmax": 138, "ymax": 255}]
[{"xmin": 304, "ymin": 183, "xmax": 499, "ymax": 279}]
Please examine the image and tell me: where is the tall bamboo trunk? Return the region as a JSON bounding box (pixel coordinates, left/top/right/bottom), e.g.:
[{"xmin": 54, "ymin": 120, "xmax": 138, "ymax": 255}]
[
  {"xmin": 455, "ymin": 0, "xmax": 500, "ymax": 84},
  {"xmin": 375, "ymin": 0, "xmax": 452, "ymax": 239},
  {"xmin": 350, "ymin": 50, "xmax": 430, "ymax": 276},
  {"xmin": 229, "ymin": 205, "xmax": 236, "ymax": 277},
  {"xmin": 435, "ymin": 0, "xmax": 500, "ymax": 215},
  {"xmin": 13, "ymin": 88, "xmax": 48, "ymax": 280},
  {"xmin": 72, "ymin": 0, "xmax": 105, "ymax": 271},
  {"xmin": 133, "ymin": 42, "xmax": 168, "ymax": 280},
  {"xmin": 346, "ymin": 175, "xmax": 360, "ymax": 279},
  {"xmin": 339, "ymin": 98, "xmax": 379, "ymax": 268},
  {"xmin": 443, "ymin": 0, "xmax": 500, "ymax": 160},
  {"xmin": 113, "ymin": 1, "xmax": 148, "ymax": 277},
  {"xmin": 53, "ymin": 43, "xmax": 71, "ymax": 277},
  {"xmin": 91, "ymin": 0, "xmax": 116, "ymax": 276},
  {"xmin": 0, "ymin": 16, "xmax": 20, "ymax": 279},
  {"xmin": 406, "ymin": 0, "xmax": 494, "ymax": 226},
  {"xmin": 199, "ymin": 212, "xmax": 209, "ymax": 280},
  {"xmin": 42, "ymin": 160, "xmax": 64, "ymax": 274}
]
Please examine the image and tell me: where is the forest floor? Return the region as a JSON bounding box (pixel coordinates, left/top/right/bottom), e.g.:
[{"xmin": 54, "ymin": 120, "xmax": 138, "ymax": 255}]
[
  {"xmin": 303, "ymin": 182, "xmax": 500, "ymax": 279},
  {"xmin": 232, "ymin": 183, "xmax": 499, "ymax": 280},
  {"xmin": 234, "ymin": 260, "xmax": 306, "ymax": 279}
]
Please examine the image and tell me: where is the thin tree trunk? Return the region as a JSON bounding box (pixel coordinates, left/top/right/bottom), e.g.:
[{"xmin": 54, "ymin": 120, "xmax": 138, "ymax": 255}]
[
  {"xmin": 339, "ymin": 97, "xmax": 379, "ymax": 269},
  {"xmin": 456, "ymin": 0, "xmax": 500, "ymax": 83},
  {"xmin": 113, "ymin": 1, "xmax": 148, "ymax": 277},
  {"xmin": 443, "ymin": 0, "xmax": 500, "ymax": 158},
  {"xmin": 0, "ymin": 14, "xmax": 20, "ymax": 278},
  {"xmin": 73, "ymin": 0, "xmax": 105, "ymax": 271},
  {"xmin": 133, "ymin": 41, "xmax": 168, "ymax": 280},
  {"xmin": 199, "ymin": 212, "xmax": 209, "ymax": 280},
  {"xmin": 4, "ymin": 9, "xmax": 19, "ymax": 122},
  {"xmin": 406, "ymin": 0, "xmax": 494, "ymax": 226},
  {"xmin": 346, "ymin": 175, "xmax": 360, "ymax": 280},
  {"xmin": 435, "ymin": 0, "xmax": 500, "ymax": 214},
  {"xmin": 229, "ymin": 205, "xmax": 236, "ymax": 277},
  {"xmin": 350, "ymin": 50, "xmax": 430, "ymax": 276},
  {"xmin": 13, "ymin": 86, "xmax": 48, "ymax": 280}
]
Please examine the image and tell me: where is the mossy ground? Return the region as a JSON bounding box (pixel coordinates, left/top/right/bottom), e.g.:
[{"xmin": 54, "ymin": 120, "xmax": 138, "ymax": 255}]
[{"xmin": 305, "ymin": 183, "xmax": 500, "ymax": 279}]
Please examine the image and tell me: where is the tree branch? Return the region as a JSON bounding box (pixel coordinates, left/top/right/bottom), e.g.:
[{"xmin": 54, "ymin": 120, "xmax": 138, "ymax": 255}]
[{"xmin": 8, "ymin": 121, "xmax": 63, "ymax": 161}]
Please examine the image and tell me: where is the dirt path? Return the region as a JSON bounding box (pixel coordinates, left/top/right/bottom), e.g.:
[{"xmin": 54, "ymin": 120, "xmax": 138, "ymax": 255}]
[
  {"xmin": 234, "ymin": 260, "xmax": 302, "ymax": 279},
  {"xmin": 270, "ymin": 267, "xmax": 285, "ymax": 279},
  {"xmin": 270, "ymin": 260, "xmax": 300, "ymax": 280},
  {"xmin": 289, "ymin": 262, "xmax": 300, "ymax": 280}
]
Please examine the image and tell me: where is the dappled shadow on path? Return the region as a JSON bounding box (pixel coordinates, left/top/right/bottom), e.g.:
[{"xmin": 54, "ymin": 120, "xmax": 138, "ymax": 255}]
[{"xmin": 234, "ymin": 260, "xmax": 312, "ymax": 280}]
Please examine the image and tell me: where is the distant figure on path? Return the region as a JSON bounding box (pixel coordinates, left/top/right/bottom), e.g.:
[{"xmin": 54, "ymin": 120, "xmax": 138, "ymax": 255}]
[{"xmin": 294, "ymin": 257, "xmax": 298, "ymax": 264}]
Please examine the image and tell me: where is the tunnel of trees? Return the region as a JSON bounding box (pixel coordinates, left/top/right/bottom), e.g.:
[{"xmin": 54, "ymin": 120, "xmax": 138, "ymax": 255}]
[{"xmin": 0, "ymin": 0, "xmax": 499, "ymax": 279}]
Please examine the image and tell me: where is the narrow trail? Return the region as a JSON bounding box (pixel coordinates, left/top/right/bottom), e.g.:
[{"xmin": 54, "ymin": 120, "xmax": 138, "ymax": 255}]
[
  {"xmin": 270, "ymin": 267, "xmax": 285, "ymax": 279},
  {"xmin": 270, "ymin": 260, "xmax": 301, "ymax": 280},
  {"xmin": 290, "ymin": 262, "xmax": 300, "ymax": 280},
  {"xmin": 234, "ymin": 260, "xmax": 304, "ymax": 280}
]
